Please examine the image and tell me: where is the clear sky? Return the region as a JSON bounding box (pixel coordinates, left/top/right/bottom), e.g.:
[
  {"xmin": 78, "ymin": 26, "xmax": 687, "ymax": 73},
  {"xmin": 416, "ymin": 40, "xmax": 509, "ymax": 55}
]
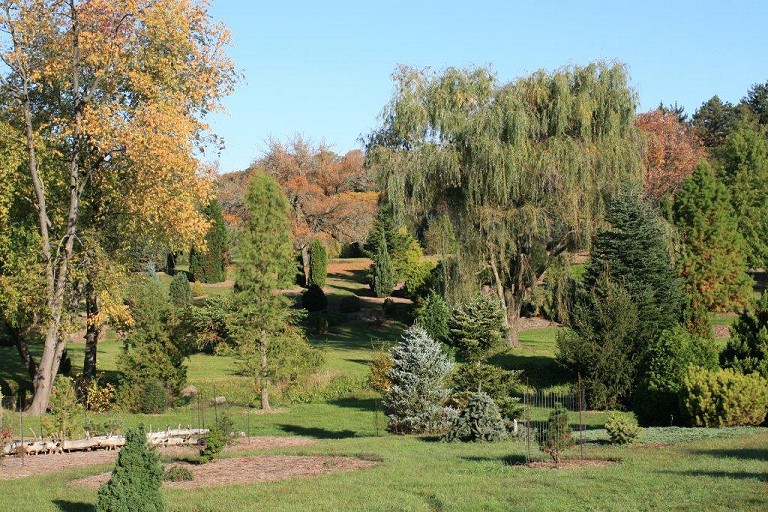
[{"xmin": 206, "ymin": 0, "xmax": 768, "ymax": 174}]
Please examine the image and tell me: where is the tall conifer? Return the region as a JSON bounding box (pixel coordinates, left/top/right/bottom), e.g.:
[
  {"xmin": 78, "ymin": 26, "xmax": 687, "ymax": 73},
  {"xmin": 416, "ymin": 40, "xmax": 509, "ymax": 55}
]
[{"xmin": 673, "ymin": 162, "xmax": 752, "ymax": 311}]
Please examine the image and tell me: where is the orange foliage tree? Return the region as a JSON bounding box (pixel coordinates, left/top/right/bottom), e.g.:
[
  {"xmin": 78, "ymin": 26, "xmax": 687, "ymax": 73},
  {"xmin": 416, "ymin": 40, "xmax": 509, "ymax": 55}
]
[
  {"xmin": 637, "ymin": 109, "xmax": 707, "ymax": 202},
  {"xmin": 0, "ymin": 0, "xmax": 236, "ymax": 413},
  {"xmin": 256, "ymin": 137, "xmax": 377, "ymax": 280}
]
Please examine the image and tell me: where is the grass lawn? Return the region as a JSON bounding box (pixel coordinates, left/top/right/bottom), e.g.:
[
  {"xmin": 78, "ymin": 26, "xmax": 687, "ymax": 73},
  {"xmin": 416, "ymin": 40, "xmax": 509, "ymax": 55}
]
[{"xmin": 1, "ymin": 259, "xmax": 766, "ymax": 511}]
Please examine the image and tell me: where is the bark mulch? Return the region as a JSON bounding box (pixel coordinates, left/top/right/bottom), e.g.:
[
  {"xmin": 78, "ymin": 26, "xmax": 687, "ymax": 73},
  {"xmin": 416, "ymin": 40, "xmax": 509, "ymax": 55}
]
[
  {"xmin": 0, "ymin": 436, "xmax": 316, "ymax": 480},
  {"xmin": 71, "ymin": 455, "xmax": 375, "ymax": 489}
]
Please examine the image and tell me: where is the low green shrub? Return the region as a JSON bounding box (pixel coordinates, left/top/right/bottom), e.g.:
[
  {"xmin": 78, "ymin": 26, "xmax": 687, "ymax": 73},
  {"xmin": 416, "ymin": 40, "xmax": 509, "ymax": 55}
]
[
  {"xmin": 445, "ymin": 391, "xmax": 507, "ymax": 442},
  {"xmin": 382, "ymin": 298, "xmax": 396, "ymax": 316},
  {"xmin": 139, "ymin": 381, "xmax": 168, "ymax": 414},
  {"xmin": 605, "ymin": 413, "xmax": 642, "ymax": 444},
  {"xmin": 302, "ymin": 284, "xmax": 328, "ymax": 312},
  {"xmin": 450, "ymin": 362, "xmax": 522, "ymax": 421},
  {"xmin": 200, "ymin": 426, "xmax": 227, "ymax": 463},
  {"xmin": 163, "ymin": 465, "xmax": 194, "ymax": 482},
  {"xmin": 680, "ymin": 366, "xmax": 768, "ymax": 427}
]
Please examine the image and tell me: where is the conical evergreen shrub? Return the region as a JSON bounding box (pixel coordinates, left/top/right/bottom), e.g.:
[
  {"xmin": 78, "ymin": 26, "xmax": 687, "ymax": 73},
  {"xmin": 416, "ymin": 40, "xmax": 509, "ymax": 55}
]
[
  {"xmin": 96, "ymin": 424, "xmax": 164, "ymax": 512},
  {"xmin": 372, "ymin": 234, "xmax": 394, "ymax": 298},
  {"xmin": 169, "ymin": 272, "xmax": 191, "ymax": 310},
  {"xmin": 540, "ymin": 403, "xmax": 574, "ymax": 463},
  {"xmin": 444, "ymin": 391, "xmax": 508, "ymax": 442},
  {"xmin": 308, "ymin": 239, "xmax": 328, "ymax": 287}
]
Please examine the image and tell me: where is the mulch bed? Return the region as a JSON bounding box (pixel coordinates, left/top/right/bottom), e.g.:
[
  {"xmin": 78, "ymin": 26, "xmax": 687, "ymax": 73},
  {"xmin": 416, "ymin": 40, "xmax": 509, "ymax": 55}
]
[
  {"xmin": 520, "ymin": 459, "xmax": 619, "ymax": 469},
  {"xmin": 71, "ymin": 455, "xmax": 375, "ymax": 489},
  {"xmin": 0, "ymin": 437, "xmax": 316, "ymax": 480}
]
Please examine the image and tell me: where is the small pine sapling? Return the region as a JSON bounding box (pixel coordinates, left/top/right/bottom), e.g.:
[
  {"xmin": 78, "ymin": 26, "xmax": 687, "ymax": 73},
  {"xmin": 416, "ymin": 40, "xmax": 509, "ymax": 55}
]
[{"xmin": 540, "ymin": 403, "xmax": 575, "ymax": 464}]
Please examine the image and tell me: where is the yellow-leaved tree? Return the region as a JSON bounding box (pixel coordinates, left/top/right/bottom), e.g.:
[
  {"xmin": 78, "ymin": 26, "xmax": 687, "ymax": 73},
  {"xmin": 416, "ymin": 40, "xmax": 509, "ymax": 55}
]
[{"xmin": 0, "ymin": 0, "xmax": 236, "ymax": 413}]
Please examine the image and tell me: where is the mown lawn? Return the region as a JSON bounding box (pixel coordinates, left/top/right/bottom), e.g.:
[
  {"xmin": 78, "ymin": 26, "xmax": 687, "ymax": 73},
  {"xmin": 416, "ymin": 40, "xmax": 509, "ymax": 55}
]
[{"xmin": 1, "ymin": 259, "xmax": 766, "ymax": 511}]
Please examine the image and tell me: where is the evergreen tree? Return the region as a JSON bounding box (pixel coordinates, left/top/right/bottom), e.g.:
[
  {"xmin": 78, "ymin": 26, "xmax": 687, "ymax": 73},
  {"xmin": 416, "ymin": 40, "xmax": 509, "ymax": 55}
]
[
  {"xmin": 556, "ymin": 273, "xmax": 641, "ymax": 409},
  {"xmin": 308, "ymin": 239, "xmax": 328, "ymax": 287},
  {"xmin": 444, "ymin": 391, "xmax": 508, "ymax": 443},
  {"xmin": 692, "ymin": 96, "xmax": 740, "ymax": 148},
  {"xmin": 372, "ymin": 233, "xmax": 394, "ymax": 298},
  {"xmin": 385, "ymin": 325, "xmax": 454, "ymax": 434},
  {"xmin": 584, "ymin": 192, "xmax": 683, "ymax": 345},
  {"xmin": 96, "ymin": 424, "xmax": 164, "ymax": 512},
  {"xmin": 229, "ymin": 171, "xmax": 296, "ymax": 410},
  {"xmin": 448, "ymin": 294, "xmax": 507, "ymax": 361},
  {"xmin": 673, "ymin": 163, "xmax": 752, "ymax": 312},
  {"xmin": 634, "ymin": 325, "xmax": 719, "ymax": 425},
  {"xmin": 540, "ymin": 403, "xmax": 574, "ymax": 464},
  {"xmin": 168, "ymin": 272, "xmax": 192, "ymax": 310},
  {"xmin": 415, "ymin": 291, "xmax": 451, "ymax": 345},
  {"xmin": 189, "ymin": 199, "xmax": 228, "ymax": 283},
  {"xmin": 721, "ymin": 292, "xmax": 768, "ymax": 379},
  {"xmin": 716, "ymin": 121, "xmax": 768, "ymax": 268}
]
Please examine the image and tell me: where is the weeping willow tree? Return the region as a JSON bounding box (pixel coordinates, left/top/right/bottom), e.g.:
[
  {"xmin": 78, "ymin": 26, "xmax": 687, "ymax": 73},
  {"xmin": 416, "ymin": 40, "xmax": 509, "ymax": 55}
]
[{"xmin": 367, "ymin": 62, "xmax": 643, "ymax": 345}]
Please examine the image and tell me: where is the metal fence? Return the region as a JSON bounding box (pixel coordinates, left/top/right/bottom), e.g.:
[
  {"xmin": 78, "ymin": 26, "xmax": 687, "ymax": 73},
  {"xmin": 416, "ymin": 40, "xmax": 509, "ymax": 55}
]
[{"xmin": 522, "ymin": 379, "xmax": 586, "ymax": 463}]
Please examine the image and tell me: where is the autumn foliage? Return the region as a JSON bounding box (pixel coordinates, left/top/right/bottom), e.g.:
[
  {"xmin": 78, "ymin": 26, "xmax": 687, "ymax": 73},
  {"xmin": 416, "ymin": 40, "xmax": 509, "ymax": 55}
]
[{"xmin": 637, "ymin": 109, "xmax": 707, "ymax": 202}]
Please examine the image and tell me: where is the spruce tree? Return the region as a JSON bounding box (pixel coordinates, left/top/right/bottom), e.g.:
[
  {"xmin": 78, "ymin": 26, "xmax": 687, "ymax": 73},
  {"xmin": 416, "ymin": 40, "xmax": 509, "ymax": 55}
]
[
  {"xmin": 168, "ymin": 272, "xmax": 192, "ymax": 310},
  {"xmin": 385, "ymin": 325, "xmax": 453, "ymax": 434},
  {"xmin": 716, "ymin": 121, "xmax": 768, "ymax": 268},
  {"xmin": 229, "ymin": 171, "xmax": 295, "ymax": 410},
  {"xmin": 189, "ymin": 199, "xmax": 228, "ymax": 283},
  {"xmin": 415, "ymin": 291, "xmax": 451, "ymax": 345},
  {"xmin": 583, "ymin": 192, "xmax": 683, "ymax": 345},
  {"xmin": 673, "ymin": 162, "xmax": 752, "ymax": 311},
  {"xmin": 372, "ymin": 234, "xmax": 394, "ymax": 298},
  {"xmin": 444, "ymin": 391, "xmax": 508, "ymax": 442},
  {"xmin": 448, "ymin": 294, "xmax": 507, "ymax": 361},
  {"xmin": 721, "ymin": 292, "xmax": 768, "ymax": 379},
  {"xmin": 308, "ymin": 239, "xmax": 328, "ymax": 287},
  {"xmin": 96, "ymin": 425, "xmax": 164, "ymax": 512}
]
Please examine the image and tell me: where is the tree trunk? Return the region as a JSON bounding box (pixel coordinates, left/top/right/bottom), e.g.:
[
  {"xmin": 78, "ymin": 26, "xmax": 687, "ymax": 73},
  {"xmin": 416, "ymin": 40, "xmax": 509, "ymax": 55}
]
[
  {"xmin": 83, "ymin": 281, "xmax": 100, "ymax": 383},
  {"xmin": 300, "ymin": 244, "xmax": 310, "ymax": 286},
  {"xmin": 504, "ymin": 289, "xmax": 522, "ymax": 348},
  {"xmin": 259, "ymin": 331, "xmax": 270, "ymax": 410}
]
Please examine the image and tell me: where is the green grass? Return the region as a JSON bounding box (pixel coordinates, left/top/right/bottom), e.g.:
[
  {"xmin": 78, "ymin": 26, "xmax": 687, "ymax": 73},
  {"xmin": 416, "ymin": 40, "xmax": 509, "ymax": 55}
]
[{"xmin": 1, "ymin": 259, "xmax": 767, "ymax": 510}]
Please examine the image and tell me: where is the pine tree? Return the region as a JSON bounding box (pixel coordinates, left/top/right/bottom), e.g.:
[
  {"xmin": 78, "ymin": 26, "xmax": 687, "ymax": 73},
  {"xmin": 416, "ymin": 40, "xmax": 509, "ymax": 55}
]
[
  {"xmin": 229, "ymin": 171, "xmax": 295, "ymax": 410},
  {"xmin": 584, "ymin": 192, "xmax": 683, "ymax": 345},
  {"xmin": 168, "ymin": 272, "xmax": 192, "ymax": 310},
  {"xmin": 189, "ymin": 199, "xmax": 228, "ymax": 283},
  {"xmin": 308, "ymin": 239, "xmax": 328, "ymax": 287},
  {"xmin": 448, "ymin": 294, "xmax": 507, "ymax": 361},
  {"xmin": 96, "ymin": 425, "xmax": 164, "ymax": 512},
  {"xmin": 540, "ymin": 403, "xmax": 574, "ymax": 464},
  {"xmin": 716, "ymin": 121, "xmax": 768, "ymax": 268},
  {"xmin": 415, "ymin": 291, "xmax": 451, "ymax": 345},
  {"xmin": 372, "ymin": 233, "xmax": 394, "ymax": 298},
  {"xmin": 385, "ymin": 325, "xmax": 453, "ymax": 434},
  {"xmin": 721, "ymin": 292, "xmax": 768, "ymax": 379},
  {"xmin": 673, "ymin": 162, "xmax": 752, "ymax": 311}
]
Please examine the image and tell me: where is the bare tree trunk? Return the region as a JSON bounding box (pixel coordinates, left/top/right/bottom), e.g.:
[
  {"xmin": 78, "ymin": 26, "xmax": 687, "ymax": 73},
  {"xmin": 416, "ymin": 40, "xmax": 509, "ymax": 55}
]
[
  {"xmin": 83, "ymin": 281, "xmax": 101, "ymax": 382},
  {"xmin": 300, "ymin": 244, "xmax": 310, "ymax": 286},
  {"xmin": 505, "ymin": 289, "xmax": 522, "ymax": 348},
  {"xmin": 26, "ymin": 5, "xmax": 83, "ymax": 415},
  {"xmin": 259, "ymin": 331, "xmax": 270, "ymax": 410}
]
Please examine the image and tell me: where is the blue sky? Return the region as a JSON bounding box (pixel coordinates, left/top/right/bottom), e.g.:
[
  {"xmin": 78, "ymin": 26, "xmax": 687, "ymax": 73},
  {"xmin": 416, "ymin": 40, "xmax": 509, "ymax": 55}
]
[{"xmin": 206, "ymin": 1, "xmax": 768, "ymax": 174}]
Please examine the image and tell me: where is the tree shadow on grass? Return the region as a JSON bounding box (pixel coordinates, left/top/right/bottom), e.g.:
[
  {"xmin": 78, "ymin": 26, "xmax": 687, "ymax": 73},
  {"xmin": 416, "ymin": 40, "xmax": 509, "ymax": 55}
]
[
  {"xmin": 689, "ymin": 448, "xmax": 768, "ymax": 461},
  {"xmin": 660, "ymin": 469, "xmax": 768, "ymax": 481},
  {"xmin": 461, "ymin": 454, "xmax": 528, "ymax": 466},
  {"xmin": 328, "ymin": 397, "xmax": 379, "ymax": 412},
  {"xmin": 277, "ymin": 424, "xmax": 357, "ymax": 439},
  {"xmin": 53, "ymin": 500, "xmax": 95, "ymax": 512},
  {"xmin": 488, "ymin": 352, "xmax": 570, "ymax": 389}
]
